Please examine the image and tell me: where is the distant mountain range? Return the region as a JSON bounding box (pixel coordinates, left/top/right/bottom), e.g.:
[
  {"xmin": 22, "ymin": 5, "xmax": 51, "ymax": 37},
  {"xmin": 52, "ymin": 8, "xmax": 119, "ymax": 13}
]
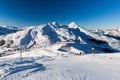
[
  {"xmin": 0, "ymin": 25, "xmax": 24, "ymax": 35},
  {"xmin": 0, "ymin": 22, "xmax": 120, "ymax": 54}
]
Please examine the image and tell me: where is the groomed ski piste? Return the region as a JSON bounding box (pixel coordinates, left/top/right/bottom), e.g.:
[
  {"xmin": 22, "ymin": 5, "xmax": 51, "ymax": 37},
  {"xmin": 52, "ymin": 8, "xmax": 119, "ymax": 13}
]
[{"xmin": 0, "ymin": 48, "xmax": 120, "ymax": 80}]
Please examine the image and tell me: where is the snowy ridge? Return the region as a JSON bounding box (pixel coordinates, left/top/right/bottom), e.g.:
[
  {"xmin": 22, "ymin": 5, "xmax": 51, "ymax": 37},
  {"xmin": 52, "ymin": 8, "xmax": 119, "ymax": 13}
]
[
  {"xmin": 0, "ymin": 25, "xmax": 20, "ymax": 30},
  {"xmin": 91, "ymin": 27, "xmax": 120, "ymax": 37},
  {"xmin": 0, "ymin": 22, "xmax": 120, "ymax": 54}
]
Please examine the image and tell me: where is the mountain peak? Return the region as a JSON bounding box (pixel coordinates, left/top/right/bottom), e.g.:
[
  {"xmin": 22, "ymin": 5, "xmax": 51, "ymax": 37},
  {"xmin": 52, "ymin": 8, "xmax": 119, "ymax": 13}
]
[
  {"xmin": 68, "ymin": 22, "xmax": 79, "ymax": 28},
  {"xmin": 51, "ymin": 21, "xmax": 58, "ymax": 25},
  {"xmin": 48, "ymin": 22, "xmax": 60, "ymax": 27}
]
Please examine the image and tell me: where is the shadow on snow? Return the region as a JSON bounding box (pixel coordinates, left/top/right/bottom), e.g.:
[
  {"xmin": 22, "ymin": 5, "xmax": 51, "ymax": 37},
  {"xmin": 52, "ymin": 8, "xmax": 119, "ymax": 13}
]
[{"xmin": 1, "ymin": 59, "xmax": 46, "ymax": 79}]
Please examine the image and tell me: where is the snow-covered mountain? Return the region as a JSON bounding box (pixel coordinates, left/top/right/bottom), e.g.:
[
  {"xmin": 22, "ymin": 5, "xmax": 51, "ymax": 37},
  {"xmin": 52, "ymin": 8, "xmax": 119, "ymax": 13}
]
[
  {"xmin": 0, "ymin": 22, "xmax": 120, "ymax": 54},
  {"xmin": 1, "ymin": 22, "xmax": 120, "ymax": 80},
  {"xmin": 0, "ymin": 25, "xmax": 20, "ymax": 35},
  {"xmin": 1, "ymin": 25, "xmax": 20, "ymax": 30},
  {"xmin": 91, "ymin": 27, "xmax": 120, "ymax": 43}
]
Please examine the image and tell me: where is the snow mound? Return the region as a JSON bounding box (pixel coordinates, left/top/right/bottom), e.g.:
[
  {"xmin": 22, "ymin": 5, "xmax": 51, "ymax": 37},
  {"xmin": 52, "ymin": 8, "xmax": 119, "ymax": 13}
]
[{"xmin": 68, "ymin": 22, "xmax": 79, "ymax": 29}]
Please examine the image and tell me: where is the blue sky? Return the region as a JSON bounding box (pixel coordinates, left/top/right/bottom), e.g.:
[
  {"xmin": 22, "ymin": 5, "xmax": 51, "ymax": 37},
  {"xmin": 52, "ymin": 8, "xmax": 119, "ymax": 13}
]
[{"xmin": 0, "ymin": 0, "xmax": 120, "ymax": 29}]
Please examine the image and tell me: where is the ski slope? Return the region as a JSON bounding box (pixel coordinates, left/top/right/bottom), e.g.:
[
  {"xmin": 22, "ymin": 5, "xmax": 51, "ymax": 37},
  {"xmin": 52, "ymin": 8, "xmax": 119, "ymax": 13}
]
[
  {"xmin": 0, "ymin": 50, "xmax": 120, "ymax": 80},
  {"xmin": 0, "ymin": 22, "xmax": 120, "ymax": 80}
]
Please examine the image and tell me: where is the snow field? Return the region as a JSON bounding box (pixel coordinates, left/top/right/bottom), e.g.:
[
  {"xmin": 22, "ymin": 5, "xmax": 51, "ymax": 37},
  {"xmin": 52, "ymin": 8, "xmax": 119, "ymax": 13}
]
[{"xmin": 0, "ymin": 51, "xmax": 119, "ymax": 80}]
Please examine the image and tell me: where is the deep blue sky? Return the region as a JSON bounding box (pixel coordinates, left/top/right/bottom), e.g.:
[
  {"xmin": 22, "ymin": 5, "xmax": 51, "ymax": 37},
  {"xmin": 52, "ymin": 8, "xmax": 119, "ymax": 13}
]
[{"xmin": 0, "ymin": 0, "xmax": 120, "ymax": 29}]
